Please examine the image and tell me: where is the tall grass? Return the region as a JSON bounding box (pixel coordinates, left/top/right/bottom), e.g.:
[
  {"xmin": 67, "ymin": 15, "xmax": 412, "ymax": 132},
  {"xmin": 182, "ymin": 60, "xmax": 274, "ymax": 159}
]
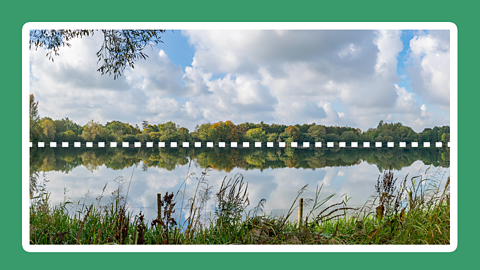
[{"xmin": 29, "ymin": 167, "xmax": 450, "ymax": 245}]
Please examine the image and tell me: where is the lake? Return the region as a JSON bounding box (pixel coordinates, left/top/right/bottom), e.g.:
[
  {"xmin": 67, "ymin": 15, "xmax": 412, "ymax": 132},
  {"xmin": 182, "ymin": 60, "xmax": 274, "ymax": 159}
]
[{"xmin": 29, "ymin": 147, "xmax": 450, "ymax": 223}]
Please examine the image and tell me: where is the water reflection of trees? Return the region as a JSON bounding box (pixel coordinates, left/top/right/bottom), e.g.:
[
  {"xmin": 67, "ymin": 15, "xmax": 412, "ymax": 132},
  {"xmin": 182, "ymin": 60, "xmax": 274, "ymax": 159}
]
[
  {"xmin": 29, "ymin": 147, "xmax": 450, "ymax": 197},
  {"xmin": 30, "ymin": 147, "xmax": 450, "ymax": 176}
]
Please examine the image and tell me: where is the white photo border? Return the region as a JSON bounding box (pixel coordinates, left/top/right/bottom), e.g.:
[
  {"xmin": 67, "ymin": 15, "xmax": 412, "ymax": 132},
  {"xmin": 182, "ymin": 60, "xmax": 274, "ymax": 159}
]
[{"xmin": 22, "ymin": 22, "xmax": 458, "ymax": 252}]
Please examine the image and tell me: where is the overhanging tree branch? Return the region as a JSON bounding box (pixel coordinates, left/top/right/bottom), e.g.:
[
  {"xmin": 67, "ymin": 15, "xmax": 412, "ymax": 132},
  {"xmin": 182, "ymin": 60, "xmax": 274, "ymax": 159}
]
[{"xmin": 29, "ymin": 29, "xmax": 166, "ymax": 79}]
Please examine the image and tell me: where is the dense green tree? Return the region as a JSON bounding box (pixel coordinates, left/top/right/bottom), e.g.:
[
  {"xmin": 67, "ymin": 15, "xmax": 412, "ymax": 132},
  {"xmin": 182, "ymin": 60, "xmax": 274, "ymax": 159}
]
[
  {"xmin": 376, "ymin": 130, "xmax": 394, "ymax": 143},
  {"xmin": 30, "ymin": 94, "xmax": 40, "ymax": 128},
  {"xmin": 29, "ymin": 117, "xmax": 450, "ymax": 147},
  {"xmin": 246, "ymin": 128, "xmax": 267, "ymax": 143},
  {"xmin": 340, "ymin": 130, "xmax": 357, "ymax": 143},
  {"xmin": 81, "ymin": 120, "xmax": 111, "ymax": 142},
  {"xmin": 421, "ymin": 128, "xmax": 433, "ymax": 143},
  {"xmin": 142, "ymin": 120, "xmax": 149, "ymax": 130},
  {"xmin": 149, "ymin": 132, "xmax": 163, "ymax": 143},
  {"xmin": 296, "ymin": 123, "xmax": 313, "ymax": 134},
  {"xmin": 62, "ymin": 130, "xmax": 77, "ymax": 142},
  {"xmin": 196, "ymin": 123, "xmax": 212, "ymax": 142},
  {"xmin": 41, "ymin": 118, "xmax": 56, "ymax": 142},
  {"xmin": 143, "ymin": 124, "xmax": 158, "ymax": 133},
  {"xmin": 405, "ymin": 131, "xmax": 419, "ymax": 143},
  {"xmin": 123, "ymin": 134, "xmax": 137, "ymax": 143},
  {"xmin": 106, "ymin": 121, "xmax": 136, "ymax": 141},
  {"xmin": 395, "ymin": 126, "xmax": 414, "ymax": 142},
  {"xmin": 269, "ymin": 123, "xmax": 287, "ymax": 135},
  {"xmin": 256, "ymin": 121, "xmax": 269, "ymax": 131},
  {"xmin": 30, "ymin": 94, "xmax": 42, "ymax": 142},
  {"xmin": 358, "ymin": 132, "xmax": 372, "ymax": 143},
  {"xmin": 158, "ymin": 121, "xmax": 178, "ymax": 134},
  {"xmin": 441, "ymin": 133, "xmax": 450, "ymax": 144},
  {"xmin": 308, "ymin": 125, "xmax": 326, "ymax": 142},
  {"xmin": 177, "ymin": 127, "xmax": 190, "ymax": 143},
  {"xmin": 267, "ymin": 132, "xmax": 279, "ymax": 142},
  {"xmin": 135, "ymin": 132, "xmax": 150, "ymax": 143},
  {"xmin": 31, "ymin": 125, "xmax": 43, "ymax": 143},
  {"xmin": 325, "ymin": 133, "xmax": 340, "ymax": 143}
]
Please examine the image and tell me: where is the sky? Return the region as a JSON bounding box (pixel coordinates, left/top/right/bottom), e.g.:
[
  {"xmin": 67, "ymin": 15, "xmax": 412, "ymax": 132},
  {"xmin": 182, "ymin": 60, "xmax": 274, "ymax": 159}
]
[{"xmin": 30, "ymin": 29, "xmax": 451, "ymax": 132}]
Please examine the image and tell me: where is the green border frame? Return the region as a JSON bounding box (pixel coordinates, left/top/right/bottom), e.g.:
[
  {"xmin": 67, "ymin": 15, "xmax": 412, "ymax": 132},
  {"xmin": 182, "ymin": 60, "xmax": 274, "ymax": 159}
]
[{"xmin": 2, "ymin": 0, "xmax": 476, "ymax": 268}]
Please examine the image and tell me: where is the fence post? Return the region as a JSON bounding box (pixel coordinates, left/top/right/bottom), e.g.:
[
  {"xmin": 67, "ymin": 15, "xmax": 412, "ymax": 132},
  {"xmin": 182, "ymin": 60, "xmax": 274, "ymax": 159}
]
[
  {"xmin": 408, "ymin": 191, "xmax": 414, "ymax": 211},
  {"xmin": 157, "ymin": 193, "xmax": 162, "ymax": 220},
  {"xmin": 298, "ymin": 198, "xmax": 303, "ymax": 228}
]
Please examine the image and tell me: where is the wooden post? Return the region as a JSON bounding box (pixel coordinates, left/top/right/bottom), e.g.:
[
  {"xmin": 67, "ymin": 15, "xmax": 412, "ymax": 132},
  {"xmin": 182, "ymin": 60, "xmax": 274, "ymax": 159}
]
[
  {"xmin": 157, "ymin": 193, "xmax": 162, "ymax": 220},
  {"xmin": 408, "ymin": 191, "xmax": 414, "ymax": 211},
  {"xmin": 298, "ymin": 198, "xmax": 303, "ymax": 228}
]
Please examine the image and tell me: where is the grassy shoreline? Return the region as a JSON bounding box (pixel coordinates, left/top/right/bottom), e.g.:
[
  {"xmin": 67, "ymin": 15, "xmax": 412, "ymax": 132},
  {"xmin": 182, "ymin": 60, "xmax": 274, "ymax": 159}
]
[{"xmin": 30, "ymin": 169, "xmax": 450, "ymax": 245}]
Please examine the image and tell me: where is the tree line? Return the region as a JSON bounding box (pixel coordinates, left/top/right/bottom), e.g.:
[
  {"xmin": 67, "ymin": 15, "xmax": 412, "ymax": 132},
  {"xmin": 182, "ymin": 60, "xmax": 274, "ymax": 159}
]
[{"xmin": 30, "ymin": 94, "xmax": 450, "ymax": 145}]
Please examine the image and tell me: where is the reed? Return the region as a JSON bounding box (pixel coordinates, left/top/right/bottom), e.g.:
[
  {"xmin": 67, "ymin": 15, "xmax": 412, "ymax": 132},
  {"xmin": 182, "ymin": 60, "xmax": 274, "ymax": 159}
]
[{"xmin": 29, "ymin": 167, "xmax": 450, "ymax": 245}]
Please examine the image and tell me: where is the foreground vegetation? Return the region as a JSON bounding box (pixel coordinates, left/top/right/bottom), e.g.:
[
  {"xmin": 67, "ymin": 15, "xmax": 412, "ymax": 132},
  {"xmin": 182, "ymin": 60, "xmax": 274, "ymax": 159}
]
[{"xmin": 30, "ymin": 167, "xmax": 450, "ymax": 245}]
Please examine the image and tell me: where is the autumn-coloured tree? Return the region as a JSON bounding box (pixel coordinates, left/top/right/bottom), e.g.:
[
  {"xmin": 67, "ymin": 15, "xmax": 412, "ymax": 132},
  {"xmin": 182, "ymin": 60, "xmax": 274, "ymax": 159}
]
[
  {"xmin": 209, "ymin": 121, "xmax": 239, "ymax": 143},
  {"xmin": 284, "ymin": 125, "xmax": 301, "ymax": 141},
  {"xmin": 224, "ymin": 121, "xmax": 239, "ymax": 142},
  {"xmin": 236, "ymin": 123, "xmax": 250, "ymax": 141},
  {"xmin": 82, "ymin": 120, "xmax": 98, "ymax": 141}
]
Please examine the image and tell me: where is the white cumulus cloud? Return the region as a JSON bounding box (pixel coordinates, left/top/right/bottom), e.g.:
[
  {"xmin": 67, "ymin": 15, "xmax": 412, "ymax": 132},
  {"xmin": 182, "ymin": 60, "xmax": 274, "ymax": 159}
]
[
  {"xmin": 30, "ymin": 29, "xmax": 450, "ymax": 131},
  {"xmin": 407, "ymin": 30, "xmax": 450, "ymax": 109}
]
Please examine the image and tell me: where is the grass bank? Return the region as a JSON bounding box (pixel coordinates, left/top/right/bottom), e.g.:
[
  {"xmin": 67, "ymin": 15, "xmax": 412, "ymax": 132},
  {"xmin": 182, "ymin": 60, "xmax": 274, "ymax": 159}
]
[{"xmin": 30, "ymin": 168, "xmax": 450, "ymax": 245}]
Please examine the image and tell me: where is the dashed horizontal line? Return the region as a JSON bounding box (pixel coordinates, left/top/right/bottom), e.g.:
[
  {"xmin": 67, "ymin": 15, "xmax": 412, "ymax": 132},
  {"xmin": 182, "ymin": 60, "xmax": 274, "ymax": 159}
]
[{"xmin": 29, "ymin": 141, "xmax": 451, "ymax": 148}]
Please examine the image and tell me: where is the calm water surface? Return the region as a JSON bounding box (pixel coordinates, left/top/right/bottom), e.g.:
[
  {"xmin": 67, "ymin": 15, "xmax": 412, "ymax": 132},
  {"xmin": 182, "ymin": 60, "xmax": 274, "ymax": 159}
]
[{"xmin": 30, "ymin": 147, "xmax": 450, "ymax": 222}]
